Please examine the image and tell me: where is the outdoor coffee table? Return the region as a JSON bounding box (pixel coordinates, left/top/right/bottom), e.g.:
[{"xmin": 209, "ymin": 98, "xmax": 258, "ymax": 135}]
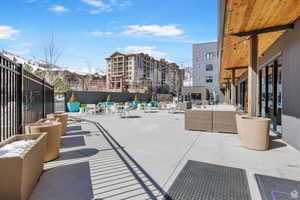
[
  {"xmin": 25, "ymin": 121, "xmax": 62, "ymax": 162},
  {"xmin": 47, "ymin": 112, "xmax": 68, "ymax": 136}
]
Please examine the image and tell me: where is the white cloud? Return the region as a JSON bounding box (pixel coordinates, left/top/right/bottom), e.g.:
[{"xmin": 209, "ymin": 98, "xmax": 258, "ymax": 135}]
[
  {"xmin": 109, "ymin": 0, "xmax": 132, "ymax": 8},
  {"xmin": 49, "ymin": 5, "xmax": 69, "ymax": 13},
  {"xmin": 0, "ymin": 26, "xmax": 20, "ymax": 40},
  {"xmin": 89, "ymin": 31, "xmax": 113, "ymax": 37},
  {"xmin": 82, "ymin": 0, "xmax": 132, "ymax": 14},
  {"xmin": 82, "ymin": 0, "xmax": 112, "ymax": 12},
  {"xmin": 118, "ymin": 46, "xmax": 167, "ymax": 58},
  {"xmin": 122, "ymin": 25, "xmax": 184, "ymax": 37}
]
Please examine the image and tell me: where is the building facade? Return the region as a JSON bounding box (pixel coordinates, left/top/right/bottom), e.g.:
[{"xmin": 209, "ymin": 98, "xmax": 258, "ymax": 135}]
[
  {"xmin": 218, "ymin": 0, "xmax": 300, "ymax": 150},
  {"xmin": 192, "ymin": 42, "xmax": 223, "ymax": 102},
  {"xmin": 106, "ymin": 52, "xmax": 184, "ymax": 95},
  {"xmin": 183, "ymin": 67, "xmax": 193, "ymax": 87}
]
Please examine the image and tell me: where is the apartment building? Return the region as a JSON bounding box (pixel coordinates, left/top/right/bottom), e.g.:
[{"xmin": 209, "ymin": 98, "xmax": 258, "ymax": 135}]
[
  {"xmin": 193, "ymin": 42, "xmax": 223, "ymax": 102},
  {"xmin": 183, "ymin": 67, "xmax": 193, "ymax": 87},
  {"xmin": 106, "ymin": 52, "xmax": 183, "ymax": 95}
]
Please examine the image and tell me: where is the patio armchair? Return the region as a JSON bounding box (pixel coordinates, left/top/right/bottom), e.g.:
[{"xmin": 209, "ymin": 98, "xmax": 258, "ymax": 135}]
[
  {"xmin": 86, "ymin": 104, "xmax": 97, "ymax": 114},
  {"xmin": 158, "ymin": 102, "xmax": 167, "ymax": 110}
]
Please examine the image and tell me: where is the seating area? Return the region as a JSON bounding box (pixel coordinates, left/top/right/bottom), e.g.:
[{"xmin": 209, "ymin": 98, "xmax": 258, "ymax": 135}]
[
  {"xmin": 74, "ymin": 100, "xmax": 195, "ymax": 116},
  {"xmin": 185, "ymin": 105, "xmax": 238, "ymax": 133}
]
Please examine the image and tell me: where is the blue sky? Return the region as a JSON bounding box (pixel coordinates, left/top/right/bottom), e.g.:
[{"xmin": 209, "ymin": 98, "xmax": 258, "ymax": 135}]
[{"xmin": 0, "ymin": 0, "xmax": 217, "ymax": 72}]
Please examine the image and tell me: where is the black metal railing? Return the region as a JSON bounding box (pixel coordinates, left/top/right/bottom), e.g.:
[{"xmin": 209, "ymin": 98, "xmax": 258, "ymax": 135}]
[{"xmin": 0, "ymin": 53, "xmax": 54, "ymax": 142}]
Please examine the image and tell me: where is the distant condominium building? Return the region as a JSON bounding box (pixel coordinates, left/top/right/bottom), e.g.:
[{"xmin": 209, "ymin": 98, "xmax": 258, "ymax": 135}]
[
  {"xmin": 192, "ymin": 42, "xmax": 223, "ymax": 102},
  {"xmin": 106, "ymin": 52, "xmax": 184, "ymax": 95}
]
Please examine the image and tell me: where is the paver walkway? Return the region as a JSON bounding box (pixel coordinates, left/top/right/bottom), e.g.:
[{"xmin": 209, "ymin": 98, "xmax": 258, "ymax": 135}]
[{"xmin": 30, "ymin": 111, "xmax": 300, "ymax": 200}]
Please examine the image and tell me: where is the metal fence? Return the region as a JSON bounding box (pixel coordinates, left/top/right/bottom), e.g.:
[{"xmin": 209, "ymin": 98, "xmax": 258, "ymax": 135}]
[{"xmin": 0, "ymin": 53, "xmax": 54, "ymax": 142}]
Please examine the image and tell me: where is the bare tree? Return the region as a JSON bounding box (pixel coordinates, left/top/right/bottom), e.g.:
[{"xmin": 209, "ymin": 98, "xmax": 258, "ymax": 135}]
[
  {"xmin": 43, "ymin": 34, "xmax": 62, "ymax": 69},
  {"xmin": 34, "ymin": 33, "xmax": 63, "ymax": 84},
  {"xmin": 81, "ymin": 60, "xmax": 93, "ymax": 91}
]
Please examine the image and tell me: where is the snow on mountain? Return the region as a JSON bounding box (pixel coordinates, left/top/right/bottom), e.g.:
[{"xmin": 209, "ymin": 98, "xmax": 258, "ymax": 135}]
[{"xmin": 1, "ymin": 50, "xmax": 106, "ymax": 76}]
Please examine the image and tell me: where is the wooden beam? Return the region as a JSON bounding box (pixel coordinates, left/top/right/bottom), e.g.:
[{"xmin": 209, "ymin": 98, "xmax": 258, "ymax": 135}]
[
  {"xmin": 231, "ymin": 24, "xmax": 294, "ymax": 37},
  {"xmin": 248, "ymin": 35, "xmax": 258, "ymax": 116},
  {"xmin": 225, "ymin": 66, "xmax": 248, "ymax": 70}
]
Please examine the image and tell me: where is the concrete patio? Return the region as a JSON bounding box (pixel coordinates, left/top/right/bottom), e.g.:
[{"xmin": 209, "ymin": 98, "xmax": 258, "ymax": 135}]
[{"xmin": 30, "ymin": 111, "xmax": 300, "ymax": 200}]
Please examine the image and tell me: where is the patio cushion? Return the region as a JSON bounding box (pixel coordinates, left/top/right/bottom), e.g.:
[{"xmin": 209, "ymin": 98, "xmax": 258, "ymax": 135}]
[
  {"xmin": 212, "ymin": 111, "xmax": 238, "ymax": 133},
  {"xmin": 185, "ymin": 110, "xmax": 213, "ymax": 131}
]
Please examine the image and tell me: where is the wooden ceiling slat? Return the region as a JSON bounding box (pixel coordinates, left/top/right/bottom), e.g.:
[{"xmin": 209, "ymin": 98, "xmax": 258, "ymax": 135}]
[{"xmin": 220, "ymin": 0, "xmax": 300, "ymax": 82}]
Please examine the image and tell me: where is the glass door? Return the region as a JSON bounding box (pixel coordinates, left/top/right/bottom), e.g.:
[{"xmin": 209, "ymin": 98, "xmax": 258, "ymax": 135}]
[{"xmin": 259, "ymin": 57, "xmax": 283, "ymax": 135}]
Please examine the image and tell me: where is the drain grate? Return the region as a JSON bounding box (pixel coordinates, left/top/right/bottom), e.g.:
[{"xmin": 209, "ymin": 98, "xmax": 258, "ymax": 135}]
[
  {"xmin": 255, "ymin": 174, "xmax": 300, "ymax": 200},
  {"xmin": 166, "ymin": 160, "xmax": 251, "ymax": 200}
]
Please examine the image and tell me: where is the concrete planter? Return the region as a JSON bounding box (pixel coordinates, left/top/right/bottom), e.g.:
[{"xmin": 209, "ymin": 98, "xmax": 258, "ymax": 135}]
[
  {"xmin": 67, "ymin": 102, "xmax": 80, "ymax": 112},
  {"xmin": 236, "ymin": 113, "xmax": 247, "ymax": 137},
  {"xmin": 239, "ymin": 116, "xmax": 271, "ymax": 151},
  {"xmin": 47, "ymin": 113, "xmax": 68, "ymax": 136},
  {"xmin": 25, "ymin": 121, "xmax": 62, "ymax": 162},
  {"xmin": 0, "ymin": 133, "xmax": 47, "ymax": 200}
]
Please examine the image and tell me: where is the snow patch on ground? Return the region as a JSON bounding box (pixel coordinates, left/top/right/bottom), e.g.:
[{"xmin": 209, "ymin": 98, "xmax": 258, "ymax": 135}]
[{"xmin": 0, "ymin": 140, "xmax": 35, "ymax": 158}]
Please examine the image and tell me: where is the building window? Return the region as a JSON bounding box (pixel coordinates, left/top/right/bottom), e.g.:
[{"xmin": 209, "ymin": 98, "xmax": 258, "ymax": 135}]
[
  {"xmin": 206, "ymin": 64, "xmax": 213, "ymax": 71},
  {"xmin": 206, "ymin": 76, "xmax": 213, "ymax": 83},
  {"xmin": 205, "ymin": 52, "xmax": 214, "ymax": 60}
]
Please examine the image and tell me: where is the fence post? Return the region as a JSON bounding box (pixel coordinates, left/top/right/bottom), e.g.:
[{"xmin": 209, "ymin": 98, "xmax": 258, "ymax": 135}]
[
  {"xmin": 42, "ymin": 78, "xmax": 46, "ymax": 118},
  {"xmin": 18, "ymin": 64, "xmax": 24, "ymax": 134}
]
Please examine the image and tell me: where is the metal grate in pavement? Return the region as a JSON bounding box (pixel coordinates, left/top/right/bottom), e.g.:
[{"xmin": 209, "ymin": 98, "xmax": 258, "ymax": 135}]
[
  {"xmin": 255, "ymin": 174, "xmax": 300, "ymax": 200},
  {"xmin": 166, "ymin": 160, "xmax": 251, "ymax": 200}
]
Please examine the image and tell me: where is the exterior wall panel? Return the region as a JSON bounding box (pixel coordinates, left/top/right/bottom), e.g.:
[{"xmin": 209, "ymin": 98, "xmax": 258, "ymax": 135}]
[{"xmin": 259, "ymin": 18, "xmax": 300, "ymax": 150}]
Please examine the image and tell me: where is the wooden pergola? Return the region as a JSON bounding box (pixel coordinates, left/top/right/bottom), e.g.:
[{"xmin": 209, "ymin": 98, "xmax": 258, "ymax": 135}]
[{"xmin": 219, "ymin": 0, "xmax": 300, "ymax": 115}]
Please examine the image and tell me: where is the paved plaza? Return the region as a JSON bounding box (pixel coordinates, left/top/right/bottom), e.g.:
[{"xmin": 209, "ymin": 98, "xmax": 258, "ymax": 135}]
[{"xmin": 30, "ymin": 111, "xmax": 300, "ymax": 200}]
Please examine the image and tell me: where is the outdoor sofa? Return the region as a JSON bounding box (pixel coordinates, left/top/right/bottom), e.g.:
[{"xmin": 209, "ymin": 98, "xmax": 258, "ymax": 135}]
[
  {"xmin": 185, "ymin": 109, "xmax": 213, "ymax": 131},
  {"xmin": 178, "ymin": 101, "xmax": 192, "ymax": 111},
  {"xmin": 185, "ymin": 106, "xmax": 238, "ymax": 133}
]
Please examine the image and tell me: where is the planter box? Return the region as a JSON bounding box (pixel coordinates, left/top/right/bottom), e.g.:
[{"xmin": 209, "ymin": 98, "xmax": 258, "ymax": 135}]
[
  {"xmin": 132, "ymin": 101, "xmax": 140, "ymax": 105},
  {"xmin": 47, "ymin": 113, "xmax": 68, "ymax": 136},
  {"xmin": 239, "ymin": 116, "xmax": 271, "ymax": 151},
  {"xmin": 106, "ymin": 101, "xmax": 115, "ymax": 106},
  {"xmin": 25, "ymin": 121, "xmax": 62, "ymax": 162},
  {"xmin": 0, "ymin": 133, "xmax": 47, "ymax": 200},
  {"xmin": 67, "ymin": 102, "xmax": 80, "ymax": 112}
]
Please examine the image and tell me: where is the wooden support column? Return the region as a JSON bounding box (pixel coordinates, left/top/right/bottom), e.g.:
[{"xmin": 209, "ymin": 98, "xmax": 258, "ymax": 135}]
[
  {"xmin": 231, "ymin": 70, "xmax": 236, "ymax": 105},
  {"xmin": 226, "ymin": 80, "xmax": 230, "ymax": 104},
  {"xmin": 248, "ymin": 35, "xmax": 258, "ymax": 116}
]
